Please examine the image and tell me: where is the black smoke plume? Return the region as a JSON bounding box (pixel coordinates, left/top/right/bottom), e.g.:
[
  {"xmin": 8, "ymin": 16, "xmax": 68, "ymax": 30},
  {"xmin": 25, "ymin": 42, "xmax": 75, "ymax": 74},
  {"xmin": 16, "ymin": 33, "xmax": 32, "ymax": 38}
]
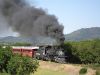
[{"xmin": 0, "ymin": 0, "xmax": 65, "ymax": 44}]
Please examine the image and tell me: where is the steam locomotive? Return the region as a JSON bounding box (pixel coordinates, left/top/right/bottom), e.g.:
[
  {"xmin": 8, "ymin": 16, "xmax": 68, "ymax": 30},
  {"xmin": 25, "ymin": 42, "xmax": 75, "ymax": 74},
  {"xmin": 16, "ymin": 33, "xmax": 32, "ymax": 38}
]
[{"xmin": 35, "ymin": 45, "xmax": 67, "ymax": 63}]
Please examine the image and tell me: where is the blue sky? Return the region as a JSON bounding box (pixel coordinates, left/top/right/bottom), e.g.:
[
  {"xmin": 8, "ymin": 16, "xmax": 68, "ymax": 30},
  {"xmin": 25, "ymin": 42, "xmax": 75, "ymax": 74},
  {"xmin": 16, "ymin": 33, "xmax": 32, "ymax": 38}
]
[{"xmin": 28, "ymin": 0, "xmax": 100, "ymax": 34}]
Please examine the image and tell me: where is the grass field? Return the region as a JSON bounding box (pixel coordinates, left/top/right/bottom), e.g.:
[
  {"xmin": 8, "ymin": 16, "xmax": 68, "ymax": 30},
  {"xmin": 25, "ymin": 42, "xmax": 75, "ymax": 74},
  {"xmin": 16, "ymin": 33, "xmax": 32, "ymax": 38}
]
[
  {"xmin": 33, "ymin": 61, "xmax": 97, "ymax": 75},
  {"xmin": 32, "ymin": 61, "xmax": 68, "ymax": 75},
  {"xmin": 33, "ymin": 68, "xmax": 67, "ymax": 75},
  {"xmin": 0, "ymin": 69, "xmax": 67, "ymax": 75}
]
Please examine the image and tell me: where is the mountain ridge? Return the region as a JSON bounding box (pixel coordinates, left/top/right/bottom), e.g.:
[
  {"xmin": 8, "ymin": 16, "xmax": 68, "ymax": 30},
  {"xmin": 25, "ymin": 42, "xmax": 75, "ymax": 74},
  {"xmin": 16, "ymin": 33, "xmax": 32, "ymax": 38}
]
[
  {"xmin": 65, "ymin": 27, "xmax": 100, "ymax": 41},
  {"xmin": 0, "ymin": 36, "xmax": 57, "ymax": 45}
]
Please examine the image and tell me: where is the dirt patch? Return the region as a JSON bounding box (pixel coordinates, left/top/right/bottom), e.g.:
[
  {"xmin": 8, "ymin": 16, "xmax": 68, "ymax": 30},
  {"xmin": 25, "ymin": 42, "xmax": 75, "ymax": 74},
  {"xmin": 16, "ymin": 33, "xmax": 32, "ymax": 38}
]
[{"xmin": 39, "ymin": 61, "xmax": 96, "ymax": 75}]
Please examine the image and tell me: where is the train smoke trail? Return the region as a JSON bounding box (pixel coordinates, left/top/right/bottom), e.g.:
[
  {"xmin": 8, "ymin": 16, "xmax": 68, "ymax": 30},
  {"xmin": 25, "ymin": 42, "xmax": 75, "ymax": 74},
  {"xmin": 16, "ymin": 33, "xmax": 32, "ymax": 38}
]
[{"xmin": 0, "ymin": 0, "xmax": 65, "ymax": 44}]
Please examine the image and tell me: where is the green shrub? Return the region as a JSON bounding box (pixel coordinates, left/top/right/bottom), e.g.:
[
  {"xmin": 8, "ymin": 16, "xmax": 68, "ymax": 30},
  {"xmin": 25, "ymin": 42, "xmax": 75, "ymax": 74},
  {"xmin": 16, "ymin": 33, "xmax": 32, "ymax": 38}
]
[
  {"xmin": 79, "ymin": 67, "xmax": 87, "ymax": 75},
  {"xmin": 0, "ymin": 46, "xmax": 13, "ymax": 72},
  {"xmin": 96, "ymin": 70, "xmax": 100, "ymax": 75},
  {"xmin": 64, "ymin": 39, "xmax": 100, "ymax": 64},
  {"xmin": 96, "ymin": 71, "xmax": 100, "ymax": 75},
  {"xmin": 7, "ymin": 55, "xmax": 39, "ymax": 75},
  {"xmin": 0, "ymin": 46, "xmax": 39, "ymax": 75}
]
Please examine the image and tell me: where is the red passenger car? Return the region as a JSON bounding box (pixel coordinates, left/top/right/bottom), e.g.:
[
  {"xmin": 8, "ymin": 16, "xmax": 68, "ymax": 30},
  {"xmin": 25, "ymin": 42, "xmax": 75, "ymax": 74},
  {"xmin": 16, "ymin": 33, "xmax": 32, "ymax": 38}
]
[{"xmin": 12, "ymin": 46, "xmax": 39, "ymax": 58}]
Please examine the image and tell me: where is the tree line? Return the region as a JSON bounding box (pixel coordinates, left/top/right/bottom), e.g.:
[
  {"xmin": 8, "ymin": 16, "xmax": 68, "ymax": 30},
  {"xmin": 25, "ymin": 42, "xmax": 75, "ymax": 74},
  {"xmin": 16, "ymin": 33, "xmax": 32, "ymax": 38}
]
[{"xmin": 63, "ymin": 39, "xmax": 100, "ymax": 64}]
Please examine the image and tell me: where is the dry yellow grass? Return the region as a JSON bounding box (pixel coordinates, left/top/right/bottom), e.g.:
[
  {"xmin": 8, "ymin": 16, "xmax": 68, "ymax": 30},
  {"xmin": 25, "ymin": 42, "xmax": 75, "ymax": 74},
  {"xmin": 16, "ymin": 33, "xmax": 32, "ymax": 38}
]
[{"xmin": 37, "ymin": 61, "xmax": 96, "ymax": 75}]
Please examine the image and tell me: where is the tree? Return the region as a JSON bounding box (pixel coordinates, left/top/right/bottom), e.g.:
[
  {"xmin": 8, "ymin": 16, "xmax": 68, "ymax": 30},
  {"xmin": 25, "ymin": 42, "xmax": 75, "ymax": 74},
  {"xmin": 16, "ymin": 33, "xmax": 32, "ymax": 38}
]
[
  {"xmin": 7, "ymin": 55, "xmax": 39, "ymax": 75},
  {"xmin": 0, "ymin": 46, "xmax": 13, "ymax": 72}
]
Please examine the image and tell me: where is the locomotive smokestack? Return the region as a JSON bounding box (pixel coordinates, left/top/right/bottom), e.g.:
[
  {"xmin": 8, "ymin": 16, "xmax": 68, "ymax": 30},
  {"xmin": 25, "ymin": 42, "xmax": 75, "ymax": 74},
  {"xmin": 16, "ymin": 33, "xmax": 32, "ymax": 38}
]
[{"xmin": 0, "ymin": 0, "xmax": 65, "ymax": 44}]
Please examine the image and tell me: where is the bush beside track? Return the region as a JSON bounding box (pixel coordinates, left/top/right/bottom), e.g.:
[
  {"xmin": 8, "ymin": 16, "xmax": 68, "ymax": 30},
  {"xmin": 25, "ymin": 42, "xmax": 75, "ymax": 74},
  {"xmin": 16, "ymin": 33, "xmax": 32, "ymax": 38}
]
[{"xmin": 0, "ymin": 46, "xmax": 39, "ymax": 75}]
